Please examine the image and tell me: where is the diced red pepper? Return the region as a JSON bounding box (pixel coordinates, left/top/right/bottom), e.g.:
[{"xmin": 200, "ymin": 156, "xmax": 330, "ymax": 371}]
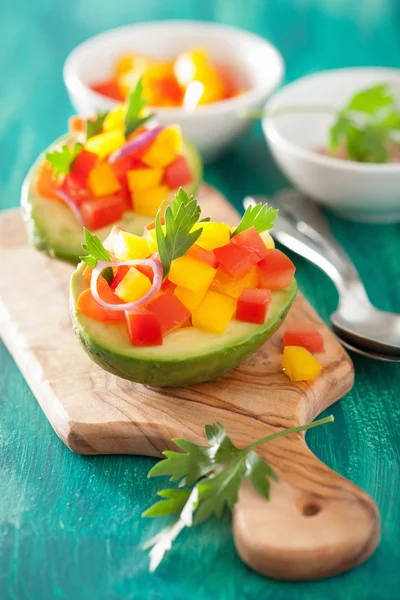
[
  {"xmin": 80, "ymin": 195, "xmax": 124, "ymax": 230},
  {"xmin": 257, "ymin": 250, "xmax": 296, "ymax": 290},
  {"xmin": 111, "ymin": 265, "xmax": 130, "ymax": 290},
  {"xmin": 91, "ymin": 78, "xmax": 124, "ymax": 101},
  {"xmin": 187, "ymin": 244, "xmax": 218, "ymax": 268},
  {"xmin": 163, "ymin": 155, "xmax": 193, "ymax": 189},
  {"xmin": 61, "ymin": 174, "xmax": 91, "ymax": 206},
  {"xmin": 147, "ymin": 289, "xmax": 191, "ymax": 335},
  {"xmin": 125, "ymin": 308, "xmax": 163, "ymax": 346},
  {"xmin": 77, "ymin": 277, "xmax": 125, "ymax": 322},
  {"xmin": 236, "ymin": 288, "xmax": 271, "ymax": 324},
  {"xmin": 213, "ymin": 242, "xmax": 255, "ymax": 279},
  {"xmin": 70, "ymin": 149, "xmax": 98, "ymax": 187},
  {"xmin": 283, "ymin": 326, "xmax": 325, "ymax": 354},
  {"xmin": 231, "ymin": 227, "xmax": 269, "ymax": 260}
]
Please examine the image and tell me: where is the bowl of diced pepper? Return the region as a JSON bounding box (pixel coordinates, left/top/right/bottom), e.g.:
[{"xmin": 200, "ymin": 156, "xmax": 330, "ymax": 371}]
[{"xmin": 64, "ymin": 21, "xmax": 284, "ymax": 160}]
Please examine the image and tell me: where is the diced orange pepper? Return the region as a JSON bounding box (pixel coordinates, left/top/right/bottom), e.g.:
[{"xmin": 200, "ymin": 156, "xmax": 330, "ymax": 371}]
[
  {"xmin": 87, "ymin": 163, "xmax": 121, "ymax": 196},
  {"xmin": 34, "ymin": 161, "xmax": 61, "ymax": 200},
  {"xmin": 210, "ymin": 266, "xmax": 258, "ymax": 299}
]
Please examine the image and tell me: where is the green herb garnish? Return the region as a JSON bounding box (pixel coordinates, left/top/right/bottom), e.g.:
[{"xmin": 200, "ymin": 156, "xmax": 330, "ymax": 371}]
[
  {"xmin": 246, "ymin": 83, "xmax": 400, "ymax": 164},
  {"xmin": 45, "ymin": 142, "xmax": 82, "ymax": 177},
  {"xmin": 143, "ymin": 415, "xmax": 334, "ymax": 571},
  {"xmin": 124, "ymin": 77, "xmax": 153, "ymax": 138},
  {"xmin": 155, "ymin": 188, "xmax": 203, "ymax": 279},
  {"xmin": 86, "ymin": 112, "xmax": 108, "ymax": 140},
  {"xmin": 80, "ymin": 228, "xmax": 113, "ymax": 284},
  {"xmin": 231, "ymin": 203, "xmax": 278, "ymax": 237}
]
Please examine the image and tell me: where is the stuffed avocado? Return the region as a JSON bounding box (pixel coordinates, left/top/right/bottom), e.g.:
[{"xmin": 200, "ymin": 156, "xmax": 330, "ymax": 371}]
[
  {"xmin": 21, "ymin": 79, "xmax": 202, "ymax": 264},
  {"xmin": 70, "ymin": 191, "xmax": 297, "ymax": 387}
]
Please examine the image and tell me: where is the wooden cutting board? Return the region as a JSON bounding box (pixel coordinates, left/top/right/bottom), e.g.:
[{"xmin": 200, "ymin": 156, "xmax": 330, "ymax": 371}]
[{"xmin": 0, "ymin": 185, "xmax": 380, "ymax": 581}]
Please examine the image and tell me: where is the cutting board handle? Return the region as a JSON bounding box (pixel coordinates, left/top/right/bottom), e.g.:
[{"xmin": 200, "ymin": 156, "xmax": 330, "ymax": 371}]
[{"xmin": 233, "ymin": 433, "xmax": 380, "ymax": 580}]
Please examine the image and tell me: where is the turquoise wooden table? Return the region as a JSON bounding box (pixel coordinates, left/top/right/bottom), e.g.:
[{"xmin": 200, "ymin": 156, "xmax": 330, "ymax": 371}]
[{"xmin": 1, "ymin": 1, "xmax": 400, "ymax": 598}]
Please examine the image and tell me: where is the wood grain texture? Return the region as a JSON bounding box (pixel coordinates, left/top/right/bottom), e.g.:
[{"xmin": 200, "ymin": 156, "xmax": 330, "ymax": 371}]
[{"xmin": 0, "ymin": 188, "xmax": 379, "ymax": 580}]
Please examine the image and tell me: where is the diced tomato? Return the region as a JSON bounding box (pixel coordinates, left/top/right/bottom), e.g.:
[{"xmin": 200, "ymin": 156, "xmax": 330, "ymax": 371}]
[
  {"xmin": 110, "ymin": 155, "xmax": 147, "ymax": 178},
  {"xmin": 70, "ymin": 149, "xmax": 98, "ymax": 187},
  {"xmin": 147, "ymin": 289, "xmax": 191, "ymax": 335},
  {"xmin": 144, "ymin": 216, "xmax": 165, "ymax": 231},
  {"xmin": 111, "ymin": 265, "xmax": 130, "ymax": 290},
  {"xmin": 163, "ymin": 155, "xmax": 193, "ymax": 189},
  {"xmin": 126, "ymin": 308, "xmax": 163, "ymax": 346},
  {"xmin": 187, "ymin": 244, "xmax": 218, "ymax": 268},
  {"xmin": 213, "ymin": 242, "xmax": 255, "ymax": 279},
  {"xmin": 62, "ymin": 174, "xmax": 91, "ymax": 206},
  {"xmin": 91, "ymin": 78, "xmax": 124, "ymax": 101},
  {"xmin": 77, "ymin": 278, "xmax": 125, "ymax": 322},
  {"xmin": 34, "ymin": 161, "xmax": 60, "ymax": 200},
  {"xmin": 283, "ymin": 326, "xmax": 325, "ymax": 354},
  {"xmin": 231, "ymin": 227, "xmax": 269, "ymax": 260},
  {"xmin": 80, "ymin": 195, "xmax": 124, "ymax": 230},
  {"xmin": 115, "ymin": 174, "xmax": 133, "ymax": 211},
  {"xmin": 236, "ymin": 288, "xmax": 271, "ymax": 324},
  {"xmin": 257, "ymin": 250, "xmax": 296, "ymax": 290}
]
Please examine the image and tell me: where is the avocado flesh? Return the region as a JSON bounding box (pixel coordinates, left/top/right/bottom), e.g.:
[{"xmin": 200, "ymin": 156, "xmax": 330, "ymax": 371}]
[
  {"xmin": 70, "ymin": 263, "xmax": 297, "ymax": 387},
  {"xmin": 21, "ymin": 135, "xmax": 203, "ymax": 264}
]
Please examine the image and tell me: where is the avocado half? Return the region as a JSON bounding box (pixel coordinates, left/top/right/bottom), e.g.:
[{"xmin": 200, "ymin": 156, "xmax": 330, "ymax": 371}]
[
  {"xmin": 70, "ymin": 263, "xmax": 297, "ymax": 387},
  {"xmin": 21, "ymin": 135, "xmax": 203, "ymax": 264}
]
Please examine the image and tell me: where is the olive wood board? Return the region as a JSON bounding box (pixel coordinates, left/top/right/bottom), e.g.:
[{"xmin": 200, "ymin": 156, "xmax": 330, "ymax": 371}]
[{"xmin": 0, "ymin": 185, "xmax": 379, "ymax": 581}]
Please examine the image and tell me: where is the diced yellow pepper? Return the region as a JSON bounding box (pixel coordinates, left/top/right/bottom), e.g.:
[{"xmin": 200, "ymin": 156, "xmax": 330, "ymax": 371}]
[
  {"xmin": 116, "ymin": 54, "xmax": 134, "ymax": 77},
  {"xmin": 103, "ymin": 104, "xmax": 125, "ymax": 132},
  {"xmin": 174, "ymin": 48, "xmax": 225, "ymax": 105},
  {"xmin": 169, "ymin": 255, "xmax": 216, "ymax": 293},
  {"xmin": 132, "ymin": 185, "xmax": 169, "ymax": 217},
  {"xmin": 174, "ymin": 285, "xmax": 208, "ymax": 312},
  {"xmin": 192, "ymin": 222, "xmax": 230, "ymax": 251},
  {"xmin": 127, "ymin": 168, "xmax": 163, "ymax": 191},
  {"xmin": 141, "ymin": 126, "xmax": 182, "ymax": 168},
  {"xmin": 143, "ymin": 228, "xmax": 158, "ymax": 253},
  {"xmin": 85, "ymin": 129, "xmax": 125, "ymax": 158},
  {"xmin": 192, "ymin": 290, "xmax": 237, "ymax": 334},
  {"xmin": 211, "ymin": 266, "xmax": 258, "ymax": 299},
  {"xmin": 260, "ymin": 230, "xmax": 275, "ymax": 249},
  {"xmin": 113, "ymin": 231, "xmax": 151, "ymax": 260},
  {"xmin": 87, "ymin": 163, "xmax": 121, "ymax": 196},
  {"xmin": 281, "ymin": 346, "xmax": 322, "ymax": 381},
  {"xmin": 115, "ymin": 267, "xmax": 152, "ymax": 303}
]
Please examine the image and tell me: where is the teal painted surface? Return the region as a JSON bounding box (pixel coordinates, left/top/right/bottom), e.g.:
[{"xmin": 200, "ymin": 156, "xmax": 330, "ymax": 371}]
[{"xmin": 1, "ymin": 0, "xmax": 400, "ymax": 598}]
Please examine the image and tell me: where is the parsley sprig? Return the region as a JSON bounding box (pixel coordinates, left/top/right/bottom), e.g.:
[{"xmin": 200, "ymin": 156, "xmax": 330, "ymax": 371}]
[
  {"xmin": 156, "ymin": 188, "xmax": 203, "ymax": 279},
  {"xmin": 86, "ymin": 112, "xmax": 108, "ymax": 140},
  {"xmin": 80, "ymin": 228, "xmax": 113, "ymax": 284},
  {"xmin": 246, "ymin": 83, "xmax": 400, "ymax": 163},
  {"xmin": 231, "ymin": 203, "xmax": 278, "ymax": 237},
  {"xmin": 143, "ymin": 415, "xmax": 334, "ymax": 571},
  {"xmin": 124, "ymin": 77, "xmax": 153, "ymax": 138},
  {"xmin": 45, "ymin": 142, "xmax": 82, "ymax": 177}
]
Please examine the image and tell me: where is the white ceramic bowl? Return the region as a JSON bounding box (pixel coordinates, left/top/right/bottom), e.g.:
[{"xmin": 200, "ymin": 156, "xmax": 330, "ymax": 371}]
[
  {"xmin": 263, "ymin": 68, "xmax": 400, "ymax": 222},
  {"xmin": 63, "ymin": 21, "xmax": 284, "ymax": 161}
]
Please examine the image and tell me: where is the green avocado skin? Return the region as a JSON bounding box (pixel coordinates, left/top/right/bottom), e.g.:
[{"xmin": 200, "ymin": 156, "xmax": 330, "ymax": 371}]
[
  {"xmin": 21, "ymin": 135, "xmax": 203, "ymax": 265},
  {"xmin": 70, "ymin": 272, "xmax": 297, "ymax": 387}
]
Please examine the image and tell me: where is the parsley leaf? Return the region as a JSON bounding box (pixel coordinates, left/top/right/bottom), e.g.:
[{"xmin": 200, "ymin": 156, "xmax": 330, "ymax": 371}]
[
  {"xmin": 80, "ymin": 227, "xmax": 113, "ymax": 284},
  {"xmin": 45, "ymin": 142, "xmax": 82, "ymax": 177},
  {"xmin": 231, "ymin": 203, "xmax": 278, "ymax": 237},
  {"xmin": 156, "ymin": 188, "xmax": 203, "ymax": 279},
  {"xmin": 143, "ymin": 415, "xmax": 334, "ymax": 571},
  {"xmin": 86, "ymin": 112, "xmax": 108, "ymax": 140},
  {"xmin": 124, "ymin": 77, "xmax": 153, "ymax": 138}
]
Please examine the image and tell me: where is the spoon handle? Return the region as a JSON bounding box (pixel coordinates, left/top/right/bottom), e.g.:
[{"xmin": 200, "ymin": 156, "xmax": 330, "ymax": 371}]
[{"xmin": 245, "ymin": 190, "xmax": 370, "ymax": 307}]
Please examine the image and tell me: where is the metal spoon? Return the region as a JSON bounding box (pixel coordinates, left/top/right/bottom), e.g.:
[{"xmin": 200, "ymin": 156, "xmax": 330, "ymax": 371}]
[{"xmin": 244, "ymin": 190, "xmax": 400, "ymax": 361}]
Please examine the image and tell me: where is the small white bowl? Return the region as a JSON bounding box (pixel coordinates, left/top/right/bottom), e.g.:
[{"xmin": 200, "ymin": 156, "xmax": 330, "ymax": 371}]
[
  {"xmin": 263, "ymin": 67, "xmax": 400, "ymax": 222},
  {"xmin": 63, "ymin": 21, "xmax": 284, "ymax": 161}
]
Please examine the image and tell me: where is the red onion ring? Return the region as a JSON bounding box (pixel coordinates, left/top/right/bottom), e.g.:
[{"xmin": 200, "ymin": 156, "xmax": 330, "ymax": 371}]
[
  {"xmin": 109, "ymin": 126, "xmax": 163, "ymax": 164},
  {"xmin": 54, "ymin": 188, "xmax": 84, "ymax": 225},
  {"xmin": 91, "ymin": 259, "xmax": 163, "ymax": 313}
]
